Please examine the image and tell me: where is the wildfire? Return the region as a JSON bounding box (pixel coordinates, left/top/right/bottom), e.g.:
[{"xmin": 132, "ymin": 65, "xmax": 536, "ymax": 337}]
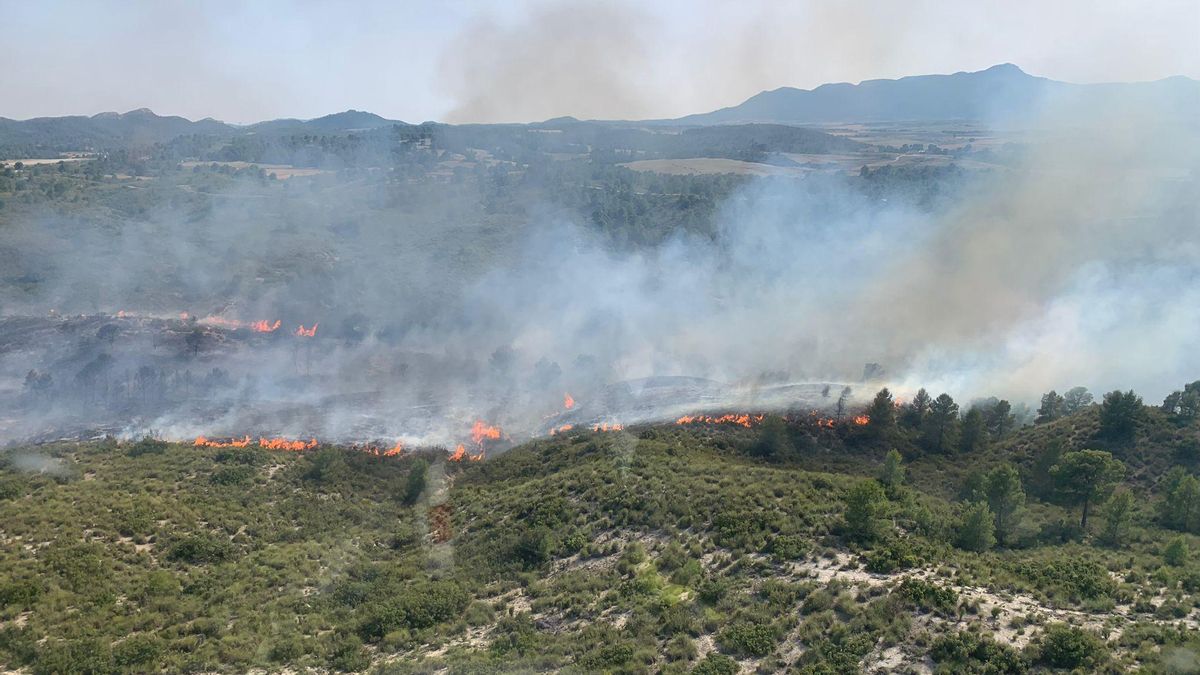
[
  {"xmin": 592, "ymin": 422, "xmax": 624, "ymax": 432},
  {"xmin": 258, "ymin": 437, "xmax": 318, "ymax": 451},
  {"xmin": 852, "ymin": 415, "xmax": 870, "ymax": 425},
  {"xmin": 675, "ymin": 413, "xmax": 765, "ymax": 428},
  {"xmin": 295, "ymin": 323, "xmax": 318, "ymax": 337},
  {"xmin": 359, "ymin": 440, "xmax": 405, "ymax": 457},
  {"xmin": 550, "ymin": 424, "xmax": 574, "ymax": 435},
  {"xmin": 564, "ymin": 393, "xmax": 575, "ymax": 409},
  {"xmin": 194, "ymin": 435, "xmax": 251, "ymax": 448},
  {"xmin": 470, "ymin": 420, "xmax": 502, "ymax": 445},
  {"xmin": 447, "ymin": 443, "xmax": 485, "ymax": 462},
  {"xmin": 251, "ymin": 319, "xmax": 281, "ymax": 333}
]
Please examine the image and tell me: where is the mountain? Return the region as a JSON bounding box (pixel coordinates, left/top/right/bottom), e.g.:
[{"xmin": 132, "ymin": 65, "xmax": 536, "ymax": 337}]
[
  {"xmin": 245, "ymin": 109, "xmax": 402, "ymax": 134},
  {"xmin": 0, "ymin": 109, "xmax": 404, "ymax": 157},
  {"xmin": 670, "ymin": 63, "xmax": 1200, "ymax": 125}
]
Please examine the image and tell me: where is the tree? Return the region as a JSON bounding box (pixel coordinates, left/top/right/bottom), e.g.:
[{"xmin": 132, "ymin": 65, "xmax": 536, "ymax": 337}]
[
  {"xmin": 1162, "ymin": 382, "xmax": 1200, "ymax": 424},
  {"xmin": 878, "ymin": 449, "xmax": 904, "ymax": 498},
  {"xmin": 1036, "ymin": 390, "xmax": 1065, "ymax": 424},
  {"xmin": 865, "ymin": 388, "xmax": 895, "ymax": 439},
  {"xmin": 1098, "ymin": 390, "xmax": 1142, "ymax": 444},
  {"xmin": 1158, "ymin": 468, "xmax": 1200, "ymax": 533},
  {"xmin": 752, "ymin": 415, "xmax": 791, "ymax": 461},
  {"xmin": 1164, "ymin": 537, "xmax": 1189, "ymax": 567},
  {"xmin": 985, "ymin": 399, "xmax": 1014, "ymax": 438},
  {"xmin": 1098, "ymin": 489, "xmax": 1134, "ymax": 547},
  {"xmin": 1062, "ymin": 387, "xmax": 1094, "ymax": 414},
  {"xmin": 1051, "ymin": 450, "xmax": 1126, "ymax": 531},
  {"xmin": 835, "ymin": 386, "xmax": 852, "ymax": 422},
  {"xmin": 844, "ymin": 480, "xmax": 887, "ymax": 543},
  {"xmin": 959, "ymin": 408, "xmax": 988, "ymax": 454},
  {"xmin": 985, "ymin": 464, "xmax": 1025, "ymax": 545},
  {"xmin": 956, "ymin": 502, "xmax": 995, "ymax": 552},
  {"xmin": 900, "ymin": 388, "xmax": 931, "ymax": 429},
  {"xmin": 921, "ymin": 393, "xmax": 959, "ymax": 454}
]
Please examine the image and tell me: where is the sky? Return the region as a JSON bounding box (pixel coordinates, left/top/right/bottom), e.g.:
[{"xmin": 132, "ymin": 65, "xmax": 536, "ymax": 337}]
[{"xmin": 1, "ymin": 0, "xmax": 1197, "ymax": 124}]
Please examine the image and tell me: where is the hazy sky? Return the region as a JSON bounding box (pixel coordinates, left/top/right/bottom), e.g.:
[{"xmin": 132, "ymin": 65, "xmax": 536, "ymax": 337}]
[{"xmin": 2, "ymin": 0, "xmax": 1197, "ymax": 124}]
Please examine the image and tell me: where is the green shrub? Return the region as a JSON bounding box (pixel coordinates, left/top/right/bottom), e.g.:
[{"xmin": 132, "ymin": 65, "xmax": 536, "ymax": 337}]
[
  {"xmin": 359, "ymin": 580, "xmax": 470, "ymax": 640},
  {"xmin": 692, "ymin": 652, "xmax": 738, "ymax": 675},
  {"xmin": 165, "ymin": 534, "xmax": 234, "ymax": 564},
  {"xmin": 1034, "ymin": 623, "xmax": 1107, "ymax": 669},
  {"xmin": 930, "ymin": 630, "xmax": 1027, "ymax": 673},
  {"xmin": 717, "ymin": 621, "xmax": 776, "ymax": 657},
  {"xmin": 898, "ymin": 578, "xmax": 958, "ymax": 615}
]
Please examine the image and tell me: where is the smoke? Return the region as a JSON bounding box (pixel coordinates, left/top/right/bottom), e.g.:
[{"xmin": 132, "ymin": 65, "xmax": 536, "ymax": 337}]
[
  {"xmin": 438, "ymin": 2, "xmax": 659, "ymax": 123},
  {"xmin": 0, "ymin": 79, "xmax": 1196, "ymax": 448}
]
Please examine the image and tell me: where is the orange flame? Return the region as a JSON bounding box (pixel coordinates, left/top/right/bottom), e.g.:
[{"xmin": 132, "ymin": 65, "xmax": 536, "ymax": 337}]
[
  {"xmin": 852, "ymin": 415, "xmax": 870, "ymax": 425},
  {"xmin": 383, "ymin": 440, "xmax": 404, "ymax": 457},
  {"xmin": 470, "ymin": 420, "xmax": 501, "ymax": 445},
  {"xmin": 564, "ymin": 393, "xmax": 575, "ymax": 409},
  {"xmin": 675, "ymin": 413, "xmax": 764, "ymax": 428},
  {"xmin": 448, "ymin": 443, "xmax": 467, "ymax": 462},
  {"xmin": 295, "ymin": 323, "xmax": 318, "ymax": 337},
  {"xmin": 550, "ymin": 424, "xmax": 574, "ymax": 435},
  {"xmin": 592, "ymin": 422, "xmax": 624, "ymax": 432},
  {"xmin": 193, "ymin": 435, "xmax": 251, "ymax": 448},
  {"xmin": 258, "ymin": 437, "xmax": 318, "ymax": 451},
  {"xmin": 251, "ymin": 319, "xmax": 281, "ymax": 333}
]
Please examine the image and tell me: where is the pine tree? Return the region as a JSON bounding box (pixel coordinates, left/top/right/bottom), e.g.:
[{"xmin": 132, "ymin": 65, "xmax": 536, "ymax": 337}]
[
  {"xmin": 985, "ymin": 464, "xmax": 1025, "ymax": 545},
  {"xmin": 957, "ymin": 502, "xmax": 996, "ymax": 552}
]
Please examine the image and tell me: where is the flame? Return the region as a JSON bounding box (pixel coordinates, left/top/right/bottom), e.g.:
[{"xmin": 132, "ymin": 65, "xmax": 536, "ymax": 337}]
[
  {"xmin": 295, "ymin": 323, "xmax": 318, "ymax": 337},
  {"xmin": 470, "ymin": 420, "xmax": 501, "ymax": 445},
  {"xmin": 564, "ymin": 393, "xmax": 575, "ymax": 409},
  {"xmin": 251, "ymin": 319, "xmax": 281, "ymax": 333},
  {"xmin": 592, "ymin": 422, "xmax": 624, "ymax": 432},
  {"xmin": 852, "ymin": 415, "xmax": 870, "ymax": 425},
  {"xmin": 258, "ymin": 437, "xmax": 318, "ymax": 451},
  {"xmin": 449, "ymin": 444, "xmax": 466, "ymax": 462},
  {"xmin": 383, "ymin": 440, "xmax": 404, "ymax": 457},
  {"xmin": 675, "ymin": 413, "xmax": 764, "ymax": 428},
  {"xmin": 117, "ymin": 310, "xmax": 127, "ymax": 318},
  {"xmin": 193, "ymin": 435, "xmax": 251, "ymax": 448},
  {"xmin": 550, "ymin": 424, "xmax": 574, "ymax": 435}
]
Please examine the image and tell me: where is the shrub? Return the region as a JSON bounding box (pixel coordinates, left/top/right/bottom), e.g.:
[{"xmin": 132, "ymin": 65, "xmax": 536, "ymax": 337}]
[
  {"xmin": 864, "ymin": 538, "xmax": 920, "ymax": 573},
  {"xmin": 717, "ymin": 621, "xmax": 776, "ymax": 657},
  {"xmin": 1034, "ymin": 623, "xmax": 1107, "ymax": 669},
  {"xmin": 692, "ymin": 652, "xmax": 738, "ymax": 675},
  {"xmin": 898, "ymin": 578, "xmax": 958, "ymax": 615},
  {"xmin": 165, "ymin": 534, "xmax": 234, "ymax": 564},
  {"xmin": 127, "ymin": 437, "xmax": 167, "ymax": 456},
  {"xmin": 770, "ymin": 534, "xmax": 807, "ymax": 561},
  {"xmin": 930, "ymin": 630, "xmax": 1027, "ymax": 673},
  {"xmin": 358, "ymin": 580, "xmax": 470, "ymax": 640},
  {"xmin": 210, "ymin": 465, "xmax": 255, "ymax": 486}
]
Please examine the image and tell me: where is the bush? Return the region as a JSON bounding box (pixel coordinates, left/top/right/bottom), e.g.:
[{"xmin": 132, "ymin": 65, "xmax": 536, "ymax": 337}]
[
  {"xmin": 358, "ymin": 580, "xmax": 470, "ymax": 640},
  {"xmin": 113, "ymin": 634, "xmax": 163, "ymax": 668},
  {"xmin": 898, "ymin": 578, "xmax": 958, "ymax": 615},
  {"xmin": 165, "ymin": 534, "xmax": 234, "ymax": 564},
  {"xmin": 864, "ymin": 538, "xmax": 920, "ymax": 573},
  {"xmin": 1034, "ymin": 623, "xmax": 1107, "ymax": 669},
  {"xmin": 770, "ymin": 534, "xmax": 807, "ymax": 561},
  {"xmin": 717, "ymin": 621, "xmax": 776, "ymax": 657},
  {"xmin": 127, "ymin": 437, "xmax": 167, "ymax": 456},
  {"xmin": 210, "ymin": 465, "xmax": 255, "ymax": 486},
  {"xmin": 930, "ymin": 630, "xmax": 1027, "ymax": 673},
  {"xmin": 692, "ymin": 652, "xmax": 739, "ymax": 675}
]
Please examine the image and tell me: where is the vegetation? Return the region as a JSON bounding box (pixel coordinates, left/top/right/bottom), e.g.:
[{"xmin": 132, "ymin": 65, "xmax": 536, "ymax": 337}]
[{"xmin": 3, "ymin": 379, "xmax": 1200, "ymax": 671}]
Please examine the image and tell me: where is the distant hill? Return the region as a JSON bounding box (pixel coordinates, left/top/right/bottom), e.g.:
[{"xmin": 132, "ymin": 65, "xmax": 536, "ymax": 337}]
[
  {"xmin": 0, "ymin": 109, "xmax": 405, "ymax": 157},
  {"xmin": 668, "ymin": 64, "xmax": 1200, "ymax": 125}
]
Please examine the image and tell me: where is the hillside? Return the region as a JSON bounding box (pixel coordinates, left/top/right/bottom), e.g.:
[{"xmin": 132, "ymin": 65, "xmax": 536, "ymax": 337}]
[
  {"xmin": 670, "ymin": 64, "xmax": 1200, "ymax": 126},
  {"xmin": 4, "ymin": 393, "xmax": 1200, "ymax": 673}
]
